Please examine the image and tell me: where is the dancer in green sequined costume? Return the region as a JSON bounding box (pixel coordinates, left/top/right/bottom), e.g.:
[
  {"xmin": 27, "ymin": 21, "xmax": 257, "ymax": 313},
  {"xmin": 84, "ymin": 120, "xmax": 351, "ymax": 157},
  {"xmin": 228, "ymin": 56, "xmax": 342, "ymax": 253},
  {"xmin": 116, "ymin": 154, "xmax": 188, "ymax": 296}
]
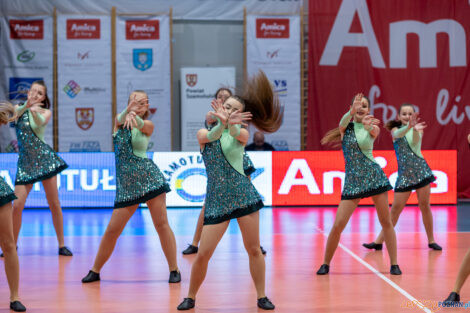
[
  {"xmin": 363, "ymin": 103, "xmax": 441, "ymax": 252},
  {"xmin": 316, "ymin": 93, "xmax": 401, "ymax": 276},
  {"xmin": 0, "ymin": 102, "xmax": 26, "ymax": 312},
  {"xmin": 182, "ymin": 88, "xmax": 266, "ymax": 256},
  {"xmin": 10, "ymin": 81, "xmax": 72, "ymax": 257},
  {"xmin": 82, "ymin": 90, "xmax": 180, "ymax": 284},
  {"xmin": 178, "ymin": 71, "xmax": 282, "ymax": 311}
]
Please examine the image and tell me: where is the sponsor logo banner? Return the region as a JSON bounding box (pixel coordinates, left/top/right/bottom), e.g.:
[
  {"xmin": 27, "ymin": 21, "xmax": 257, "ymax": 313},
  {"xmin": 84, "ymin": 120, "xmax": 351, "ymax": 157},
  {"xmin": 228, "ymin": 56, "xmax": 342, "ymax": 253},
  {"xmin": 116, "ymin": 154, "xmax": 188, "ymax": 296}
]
[
  {"xmin": 16, "ymin": 50, "xmax": 35, "ymax": 63},
  {"xmin": 66, "ymin": 19, "xmax": 100, "ymax": 39},
  {"xmin": 256, "ymin": 18, "xmax": 290, "ymax": 38},
  {"xmin": 9, "ymin": 19, "xmax": 44, "ymax": 39},
  {"xmin": 126, "ymin": 20, "xmax": 159, "ymax": 40},
  {"xmin": 272, "ymin": 151, "xmax": 457, "ymax": 205}
]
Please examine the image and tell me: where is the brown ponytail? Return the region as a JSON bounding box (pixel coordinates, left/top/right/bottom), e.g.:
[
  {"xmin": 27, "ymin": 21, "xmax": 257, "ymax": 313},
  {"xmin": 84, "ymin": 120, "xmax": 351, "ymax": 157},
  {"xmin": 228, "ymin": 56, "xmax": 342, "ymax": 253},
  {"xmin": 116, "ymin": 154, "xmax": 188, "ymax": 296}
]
[
  {"xmin": 235, "ymin": 70, "xmax": 283, "ymax": 133},
  {"xmin": 0, "ymin": 101, "xmax": 17, "ymax": 124},
  {"xmin": 321, "ymin": 128, "xmax": 342, "ymax": 147}
]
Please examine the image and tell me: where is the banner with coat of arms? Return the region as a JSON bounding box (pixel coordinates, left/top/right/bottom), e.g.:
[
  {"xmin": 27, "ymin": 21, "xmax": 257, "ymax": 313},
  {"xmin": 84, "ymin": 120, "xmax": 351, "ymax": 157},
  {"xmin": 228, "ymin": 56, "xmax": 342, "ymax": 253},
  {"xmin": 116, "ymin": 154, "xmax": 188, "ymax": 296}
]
[
  {"xmin": 246, "ymin": 15, "xmax": 301, "ymax": 151},
  {"xmin": 116, "ymin": 15, "xmax": 171, "ymax": 151},
  {"xmin": 57, "ymin": 15, "xmax": 112, "ymax": 152},
  {"xmin": 0, "ymin": 15, "xmax": 54, "ymax": 152}
]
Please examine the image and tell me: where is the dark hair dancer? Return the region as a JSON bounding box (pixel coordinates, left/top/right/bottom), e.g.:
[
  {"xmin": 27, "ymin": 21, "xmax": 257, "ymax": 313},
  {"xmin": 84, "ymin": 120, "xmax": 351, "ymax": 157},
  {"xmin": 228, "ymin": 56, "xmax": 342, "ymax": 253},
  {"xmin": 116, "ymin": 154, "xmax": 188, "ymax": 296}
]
[
  {"xmin": 7, "ymin": 80, "xmax": 72, "ymax": 257},
  {"xmin": 363, "ymin": 103, "xmax": 441, "ymax": 251},
  {"xmin": 442, "ymin": 133, "xmax": 470, "ymax": 305},
  {"xmin": 82, "ymin": 90, "xmax": 181, "ymax": 284},
  {"xmin": 0, "ymin": 102, "xmax": 26, "ymax": 312},
  {"xmin": 182, "ymin": 88, "xmax": 266, "ymax": 256},
  {"xmin": 177, "ymin": 71, "xmax": 282, "ymax": 310},
  {"xmin": 317, "ymin": 93, "xmax": 401, "ymax": 276}
]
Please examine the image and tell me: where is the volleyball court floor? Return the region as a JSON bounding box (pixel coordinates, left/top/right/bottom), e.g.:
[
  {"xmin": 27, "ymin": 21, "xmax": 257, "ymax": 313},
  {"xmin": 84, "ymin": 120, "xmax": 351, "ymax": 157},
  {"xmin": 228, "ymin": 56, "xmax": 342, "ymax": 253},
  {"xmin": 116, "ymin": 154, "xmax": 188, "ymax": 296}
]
[{"xmin": 0, "ymin": 204, "xmax": 469, "ymax": 312}]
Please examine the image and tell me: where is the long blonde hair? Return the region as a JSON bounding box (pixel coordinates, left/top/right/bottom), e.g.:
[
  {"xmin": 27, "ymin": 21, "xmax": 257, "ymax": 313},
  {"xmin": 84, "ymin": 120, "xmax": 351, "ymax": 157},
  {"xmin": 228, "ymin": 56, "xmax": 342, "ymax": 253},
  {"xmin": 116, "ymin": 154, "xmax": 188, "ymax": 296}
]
[{"xmin": 0, "ymin": 101, "xmax": 17, "ymax": 125}]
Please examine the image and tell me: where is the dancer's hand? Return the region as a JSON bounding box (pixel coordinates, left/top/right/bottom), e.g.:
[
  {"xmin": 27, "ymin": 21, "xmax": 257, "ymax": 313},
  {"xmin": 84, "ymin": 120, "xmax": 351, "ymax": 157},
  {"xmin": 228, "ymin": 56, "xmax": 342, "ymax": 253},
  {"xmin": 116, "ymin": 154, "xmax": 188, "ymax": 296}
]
[
  {"xmin": 228, "ymin": 110, "xmax": 252, "ymax": 127},
  {"xmin": 210, "ymin": 99, "xmax": 228, "ymax": 125},
  {"xmin": 413, "ymin": 122, "xmax": 427, "ymax": 132},
  {"xmin": 350, "ymin": 93, "xmax": 364, "ymax": 115},
  {"xmin": 362, "ymin": 114, "xmax": 380, "ymax": 128},
  {"xmin": 29, "ymin": 106, "xmax": 45, "ymax": 114},
  {"xmin": 124, "ymin": 111, "xmax": 137, "ymax": 130}
]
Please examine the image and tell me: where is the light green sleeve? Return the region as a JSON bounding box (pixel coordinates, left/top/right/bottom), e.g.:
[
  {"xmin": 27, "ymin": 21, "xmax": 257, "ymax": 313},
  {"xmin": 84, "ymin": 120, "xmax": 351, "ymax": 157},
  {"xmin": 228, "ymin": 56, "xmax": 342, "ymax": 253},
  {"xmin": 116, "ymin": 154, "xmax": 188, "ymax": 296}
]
[
  {"xmin": 392, "ymin": 124, "xmax": 410, "ymax": 138},
  {"xmin": 16, "ymin": 102, "xmax": 28, "ymax": 117},
  {"xmin": 31, "ymin": 110, "xmax": 46, "ymax": 126},
  {"xmin": 229, "ymin": 124, "xmax": 241, "ymax": 137},
  {"xmin": 206, "ymin": 118, "xmax": 225, "ymax": 142},
  {"xmin": 117, "ymin": 108, "xmax": 128, "ymax": 123},
  {"xmin": 339, "ymin": 110, "xmax": 352, "ymax": 128},
  {"xmin": 134, "ymin": 115, "xmax": 145, "ymax": 130}
]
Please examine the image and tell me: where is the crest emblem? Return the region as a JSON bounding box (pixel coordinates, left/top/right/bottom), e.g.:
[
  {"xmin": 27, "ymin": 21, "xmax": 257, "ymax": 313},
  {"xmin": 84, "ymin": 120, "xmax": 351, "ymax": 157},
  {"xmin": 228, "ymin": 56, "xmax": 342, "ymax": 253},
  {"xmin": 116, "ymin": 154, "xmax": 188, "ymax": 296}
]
[
  {"xmin": 186, "ymin": 74, "xmax": 197, "ymax": 87},
  {"xmin": 75, "ymin": 108, "xmax": 94, "ymax": 130},
  {"xmin": 133, "ymin": 48, "xmax": 152, "ymax": 71}
]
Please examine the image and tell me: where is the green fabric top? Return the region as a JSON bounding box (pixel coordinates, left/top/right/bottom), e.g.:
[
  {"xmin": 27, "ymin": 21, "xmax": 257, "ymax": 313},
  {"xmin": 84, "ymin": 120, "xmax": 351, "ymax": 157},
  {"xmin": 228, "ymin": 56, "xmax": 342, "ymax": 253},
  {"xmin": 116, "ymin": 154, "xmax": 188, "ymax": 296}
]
[
  {"xmin": 219, "ymin": 129, "xmax": 245, "ymax": 176},
  {"xmin": 131, "ymin": 128, "xmax": 150, "ymax": 158},
  {"xmin": 353, "ymin": 122, "xmax": 375, "ymax": 162}
]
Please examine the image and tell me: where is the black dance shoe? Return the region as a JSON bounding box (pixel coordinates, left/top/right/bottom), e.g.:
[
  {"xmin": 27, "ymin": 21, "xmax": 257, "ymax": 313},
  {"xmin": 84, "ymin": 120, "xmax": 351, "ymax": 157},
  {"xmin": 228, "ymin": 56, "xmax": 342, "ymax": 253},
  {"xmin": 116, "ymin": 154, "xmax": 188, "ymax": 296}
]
[
  {"xmin": 443, "ymin": 292, "xmax": 460, "ymax": 306},
  {"xmin": 58, "ymin": 246, "xmax": 73, "ymax": 256},
  {"xmin": 182, "ymin": 244, "xmax": 198, "ymax": 255},
  {"xmin": 428, "ymin": 243, "xmax": 442, "ymax": 251},
  {"xmin": 316, "ymin": 264, "xmax": 329, "ymax": 275},
  {"xmin": 362, "ymin": 242, "xmax": 383, "ymax": 250},
  {"xmin": 260, "ymin": 246, "xmax": 267, "ymax": 255},
  {"xmin": 257, "ymin": 297, "xmax": 275, "ymax": 310},
  {"xmin": 82, "ymin": 270, "xmax": 100, "ymax": 283},
  {"xmin": 169, "ymin": 270, "xmax": 181, "ymax": 283},
  {"xmin": 10, "ymin": 301, "xmax": 26, "ymax": 312},
  {"xmin": 177, "ymin": 298, "xmax": 195, "ymax": 310},
  {"xmin": 390, "ymin": 265, "xmax": 402, "ymax": 275}
]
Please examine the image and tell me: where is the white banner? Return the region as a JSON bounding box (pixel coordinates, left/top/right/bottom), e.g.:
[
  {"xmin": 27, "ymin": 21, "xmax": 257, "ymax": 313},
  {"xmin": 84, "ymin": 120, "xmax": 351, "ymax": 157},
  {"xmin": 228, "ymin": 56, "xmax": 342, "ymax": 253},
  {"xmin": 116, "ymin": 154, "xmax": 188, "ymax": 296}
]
[
  {"xmin": 116, "ymin": 15, "xmax": 171, "ymax": 151},
  {"xmin": 57, "ymin": 16, "xmax": 112, "ymax": 152},
  {"xmin": 1, "ymin": 1, "xmax": 301, "ymax": 22},
  {"xmin": 246, "ymin": 15, "xmax": 301, "ymax": 151},
  {"xmin": 180, "ymin": 67, "xmax": 235, "ymax": 151},
  {"xmin": 0, "ymin": 16, "xmax": 54, "ymax": 151}
]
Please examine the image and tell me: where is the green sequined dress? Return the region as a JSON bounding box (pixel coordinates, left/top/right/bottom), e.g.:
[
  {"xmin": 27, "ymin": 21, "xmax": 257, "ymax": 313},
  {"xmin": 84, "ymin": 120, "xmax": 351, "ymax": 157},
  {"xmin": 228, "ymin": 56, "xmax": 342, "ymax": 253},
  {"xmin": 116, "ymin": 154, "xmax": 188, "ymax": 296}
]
[
  {"xmin": 393, "ymin": 135, "xmax": 435, "ymax": 192},
  {"xmin": 0, "ymin": 177, "xmax": 17, "ymax": 206},
  {"xmin": 15, "ymin": 111, "xmax": 68, "ymax": 185},
  {"xmin": 202, "ymin": 135, "xmax": 263, "ymax": 225},
  {"xmin": 113, "ymin": 128, "xmax": 170, "ymax": 208},
  {"xmin": 341, "ymin": 123, "xmax": 392, "ymax": 200}
]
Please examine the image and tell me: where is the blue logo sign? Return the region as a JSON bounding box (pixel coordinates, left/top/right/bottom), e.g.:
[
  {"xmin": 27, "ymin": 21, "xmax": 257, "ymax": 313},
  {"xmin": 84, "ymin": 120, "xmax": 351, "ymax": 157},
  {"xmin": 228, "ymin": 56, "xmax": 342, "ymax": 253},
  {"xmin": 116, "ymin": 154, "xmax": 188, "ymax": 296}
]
[
  {"xmin": 175, "ymin": 168, "xmax": 206, "ymax": 202},
  {"xmin": 273, "ymin": 79, "xmax": 287, "ymax": 97},
  {"xmin": 9, "ymin": 77, "xmax": 42, "ymax": 101},
  {"xmin": 133, "ymin": 48, "xmax": 153, "ymax": 71}
]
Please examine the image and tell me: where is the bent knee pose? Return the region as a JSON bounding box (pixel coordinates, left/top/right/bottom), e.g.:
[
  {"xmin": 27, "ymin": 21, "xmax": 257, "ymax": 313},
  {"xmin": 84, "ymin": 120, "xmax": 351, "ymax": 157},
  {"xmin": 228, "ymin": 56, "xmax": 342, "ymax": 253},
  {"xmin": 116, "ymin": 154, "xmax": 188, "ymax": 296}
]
[
  {"xmin": 183, "ymin": 88, "xmax": 266, "ymax": 256},
  {"xmin": 177, "ymin": 71, "xmax": 282, "ymax": 311},
  {"xmin": 7, "ymin": 81, "xmax": 71, "ymax": 257},
  {"xmin": 317, "ymin": 93, "xmax": 401, "ymax": 276},
  {"xmin": 443, "ymin": 134, "xmax": 470, "ymax": 305},
  {"xmin": 82, "ymin": 90, "xmax": 180, "ymax": 284},
  {"xmin": 363, "ymin": 103, "xmax": 441, "ymax": 251},
  {"xmin": 0, "ymin": 102, "xmax": 26, "ymax": 312}
]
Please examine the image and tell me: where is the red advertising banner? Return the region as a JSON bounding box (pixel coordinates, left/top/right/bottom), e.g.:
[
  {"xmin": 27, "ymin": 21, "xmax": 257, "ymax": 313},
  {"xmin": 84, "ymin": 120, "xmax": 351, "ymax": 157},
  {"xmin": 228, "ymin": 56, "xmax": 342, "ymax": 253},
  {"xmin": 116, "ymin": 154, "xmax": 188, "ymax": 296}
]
[
  {"xmin": 9, "ymin": 19, "xmax": 44, "ymax": 39},
  {"xmin": 125, "ymin": 20, "xmax": 159, "ymax": 40},
  {"xmin": 66, "ymin": 19, "xmax": 100, "ymax": 39},
  {"xmin": 307, "ymin": 0, "xmax": 470, "ymax": 198},
  {"xmin": 272, "ymin": 151, "xmax": 457, "ymax": 206}
]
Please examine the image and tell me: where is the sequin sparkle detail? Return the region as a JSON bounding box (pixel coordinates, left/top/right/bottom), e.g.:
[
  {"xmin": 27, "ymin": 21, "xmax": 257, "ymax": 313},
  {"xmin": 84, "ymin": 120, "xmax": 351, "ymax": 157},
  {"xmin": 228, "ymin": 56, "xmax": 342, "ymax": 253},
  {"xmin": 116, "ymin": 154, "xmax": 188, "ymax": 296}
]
[
  {"xmin": 341, "ymin": 123, "xmax": 392, "ymax": 200},
  {"xmin": 113, "ymin": 128, "xmax": 170, "ymax": 208},
  {"xmin": 393, "ymin": 136, "xmax": 435, "ymax": 192},
  {"xmin": 15, "ymin": 111, "xmax": 68, "ymax": 185}
]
